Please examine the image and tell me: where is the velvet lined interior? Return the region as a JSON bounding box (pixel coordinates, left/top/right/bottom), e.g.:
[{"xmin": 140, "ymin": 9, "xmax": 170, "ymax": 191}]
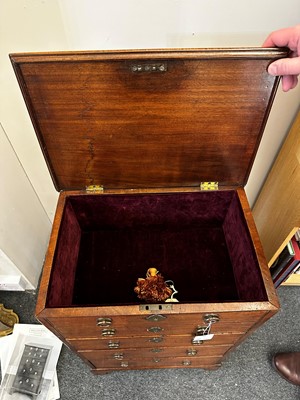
[{"xmin": 46, "ymin": 191, "xmax": 267, "ymax": 307}]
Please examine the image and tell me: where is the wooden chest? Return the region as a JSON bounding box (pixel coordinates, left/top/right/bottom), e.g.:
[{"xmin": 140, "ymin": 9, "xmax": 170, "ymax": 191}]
[{"xmin": 10, "ymin": 47, "xmax": 287, "ymax": 374}]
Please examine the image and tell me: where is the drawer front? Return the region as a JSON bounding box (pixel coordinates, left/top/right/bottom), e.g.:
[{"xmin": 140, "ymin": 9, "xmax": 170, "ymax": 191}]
[
  {"xmin": 48, "ymin": 311, "xmax": 266, "ymax": 339},
  {"xmin": 79, "ymin": 344, "xmax": 230, "ymax": 366},
  {"xmin": 67, "ymin": 332, "xmax": 242, "ymax": 350},
  {"xmin": 80, "ymin": 351, "xmax": 223, "ymax": 370}
]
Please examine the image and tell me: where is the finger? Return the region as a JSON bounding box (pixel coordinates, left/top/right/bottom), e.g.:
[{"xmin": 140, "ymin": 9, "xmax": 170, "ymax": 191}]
[
  {"xmin": 263, "ymin": 25, "xmax": 300, "ymax": 50},
  {"xmin": 281, "ymin": 75, "xmax": 298, "ymax": 92},
  {"xmin": 268, "ymin": 57, "xmax": 300, "ymax": 76}
]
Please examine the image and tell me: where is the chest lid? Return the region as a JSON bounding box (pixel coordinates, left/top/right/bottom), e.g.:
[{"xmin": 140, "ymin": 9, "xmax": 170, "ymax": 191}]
[{"xmin": 10, "ymin": 48, "xmax": 287, "ymax": 191}]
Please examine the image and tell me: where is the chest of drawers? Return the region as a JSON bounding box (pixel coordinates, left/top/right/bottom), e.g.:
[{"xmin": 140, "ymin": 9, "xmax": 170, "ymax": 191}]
[
  {"xmin": 10, "ymin": 47, "xmax": 287, "ymax": 374},
  {"xmin": 44, "ymin": 309, "xmax": 268, "ymax": 373}
]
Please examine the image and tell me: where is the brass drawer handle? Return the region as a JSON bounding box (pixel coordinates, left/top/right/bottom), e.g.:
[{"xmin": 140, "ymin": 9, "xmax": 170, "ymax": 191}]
[
  {"xmin": 191, "ymin": 315, "xmax": 219, "ymax": 345},
  {"xmin": 113, "ymin": 353, "xmax": 124, "ymax": 360},
  {"xmin": 192, "ymin": 338, "xmax": 204, "ymax": 345},
  {"xmin": 186, "ymin": 349, "xmax": 198, "ymax": 356},
  {"xmin": 120, "ymin": 361, "xmax": 129, "ymax": 368},
  {"xmin": 151, "ymin": 348, "xmax": 163, "ymax": 353},
  {"xmin": 153, "ymin": 358, "xmax": 161, "ymax": 363},
  {"xmin": 182, "ymin": 360, "xmax": 192, "ymax": 366},
  {"xmin": 147, "ymin": 326, "xmax": 164, "ymax": 333},
  {"xmin": 196, "ymin": 326, "xmax": 208, "ymax": 335},
  {"xmin": 145, "ymin": 314, "xmax": 167, "ymax": 322},
  {"xmin": 108, "ymin": 341, "xmax": 120, "ymax": 349},
  {"xmin": 97, "ymin": 317, "xmax": 112, "ymax": 327},
  {"xmin": 203, "ymin": 314, "xmax": 220, "ymax": 324},
  {"xmin": 192, "ymin": 325, "xmax": 213, "ymax": 345},
  {"xmin": 102, "ymin": 328, "xmax": 116, "ymax": 337},
  {"xmin": 149, "ymin": 336, "xmax": 163, "ymax": 343}
]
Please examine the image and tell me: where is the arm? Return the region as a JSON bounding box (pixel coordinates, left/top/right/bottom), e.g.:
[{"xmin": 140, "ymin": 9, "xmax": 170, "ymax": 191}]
[{"xmin": 263, "ymin": 25, "xmax": 300, "ymax": 91}]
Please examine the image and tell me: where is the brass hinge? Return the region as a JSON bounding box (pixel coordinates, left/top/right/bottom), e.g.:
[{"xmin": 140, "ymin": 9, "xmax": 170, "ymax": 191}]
[
  {"xmin": 86, "ymin": 184, "xmax": 104, "ymax": 193},
  {"xmin": 200, "ymin": 182, "xmax": 218, "ymax": 191}
]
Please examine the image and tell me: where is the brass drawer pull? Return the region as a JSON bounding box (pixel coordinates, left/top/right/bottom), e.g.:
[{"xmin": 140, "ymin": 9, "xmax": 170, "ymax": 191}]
[
  {"xmin": 203, "ymin": 314, "xmax": 220, "ymax": 324},
  {"xmin": 149, "ymin": 336, "xmax": 163, "ymax": 343},
  {"xmin": 108, "ymin": 341, "xmax": 120, "ymax": 349},
  {"xmin": 191, "ymin": 315, "xmax": 219, "ymax": 345},
  {"xmin": 192, "ymin": 325, "xmax": 212, "ymax": 345},
  {"xmin": 102, "ymin": 328, "xmax": 116, "ymax": 337},
  {"xmin": 153, "ymin": 358, "xmax": 161, "ymax": 363},
  {"xmin": 151, "ymin": 348, "xmax": 163, "ymax": 353},
  {"xmin": 186, "ymin": 349, "xmax": 198, "ymax": 356},
  {"xmin": 147, "ymin": 326, "xmax": 164, "ymax": 333},
  {"xmin": 182, "ymin": 360, "xmax": 192, "ymax": 366},
  {"xmin": 192, "ymin": 338, "xmax": 204, "ymax": 345},
  {"xmin": 113, "ymin": 353, "xmax": 124, "ymax": 360},
  {"xmin": 120, "ymin": 361, "xmax": 129, "ymax": 368},
  {"xmin": 145, "ymin": 314, "xmax": 167, "ymax": 322},
  {"xmin": 97, "ymin": 317, "xmax": 112, "ymax": 327},
  {"xmin": 196, "ymin": 326, "xmax": 208, "ymax": 335}
]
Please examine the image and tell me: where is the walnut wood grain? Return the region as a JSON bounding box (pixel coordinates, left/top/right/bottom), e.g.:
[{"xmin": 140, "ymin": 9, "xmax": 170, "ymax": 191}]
[
  {"xmin": 67, "ymin": 333, "xmax": 242, "ymax": 351},
  {"xmin": 45, "ymin": 311, "xmax": 267, "ymax": 339},
  {"xmin": 10, "ymin": 48, "xmax": 287, "ymax": 191},
  {"xmin": 87, "ymin": 353, "xmax": 223, "ymax": 371}
]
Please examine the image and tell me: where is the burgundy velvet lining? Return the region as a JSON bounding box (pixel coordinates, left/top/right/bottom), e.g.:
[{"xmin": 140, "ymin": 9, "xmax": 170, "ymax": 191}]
[
  {"xmin": 68, "ymin": 191, "xmax": 234, "ymax": 230},
  {"xmin": 223, "ymin": 195, "xmax": 267, "ymax": 301},
  {"xmin": 47, "ymin": 201, "xmax": 81, "ymax": 307},
  {"xmin": 46, "ymin": 191, "xmax": 267, "ymax": 308}
]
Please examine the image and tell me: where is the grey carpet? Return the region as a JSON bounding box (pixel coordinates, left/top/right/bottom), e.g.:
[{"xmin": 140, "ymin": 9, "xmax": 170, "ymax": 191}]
[{"xmin": 1, "ymin": 286, "xmax": 299, "ymax": 399}]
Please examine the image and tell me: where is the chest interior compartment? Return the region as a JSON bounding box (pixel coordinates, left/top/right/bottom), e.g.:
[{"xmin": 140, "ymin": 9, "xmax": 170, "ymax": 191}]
[{"xmin": 46, "ymin": 189, "xmax": 267, "ymax": 307}]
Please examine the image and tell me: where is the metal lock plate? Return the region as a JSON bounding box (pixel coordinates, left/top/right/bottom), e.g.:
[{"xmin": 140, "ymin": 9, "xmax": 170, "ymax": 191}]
[
  {"xmin": 130, "ymin": 62, "xmax": 167, "ymax": 73},
  {"xmin": 140, "ymin": 304, "xmax": 172, "ymax": 312}
]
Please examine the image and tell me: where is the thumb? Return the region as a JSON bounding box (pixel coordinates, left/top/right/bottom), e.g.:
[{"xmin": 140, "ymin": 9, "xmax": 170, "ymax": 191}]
[{"xmin": 268, "ymin": 57, "xmax": 300, "ymax": 76}]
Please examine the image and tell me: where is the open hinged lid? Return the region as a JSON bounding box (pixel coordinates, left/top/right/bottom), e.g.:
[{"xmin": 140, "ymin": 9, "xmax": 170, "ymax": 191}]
[{"xmin": 10, "ymin": 48, "xmax": 287, "ymax": 191}]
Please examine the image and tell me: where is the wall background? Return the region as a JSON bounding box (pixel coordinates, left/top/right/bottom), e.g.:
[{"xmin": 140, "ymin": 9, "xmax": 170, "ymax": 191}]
[{"xmin": 0, "ymin": 0, "xmax": 299, "ymax": 288}]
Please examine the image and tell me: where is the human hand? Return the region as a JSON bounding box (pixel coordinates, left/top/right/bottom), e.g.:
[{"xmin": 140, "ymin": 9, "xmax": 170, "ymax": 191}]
[{"xmin": 263, "ymin": 25, "xmax": 300, "ymax": 91}]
